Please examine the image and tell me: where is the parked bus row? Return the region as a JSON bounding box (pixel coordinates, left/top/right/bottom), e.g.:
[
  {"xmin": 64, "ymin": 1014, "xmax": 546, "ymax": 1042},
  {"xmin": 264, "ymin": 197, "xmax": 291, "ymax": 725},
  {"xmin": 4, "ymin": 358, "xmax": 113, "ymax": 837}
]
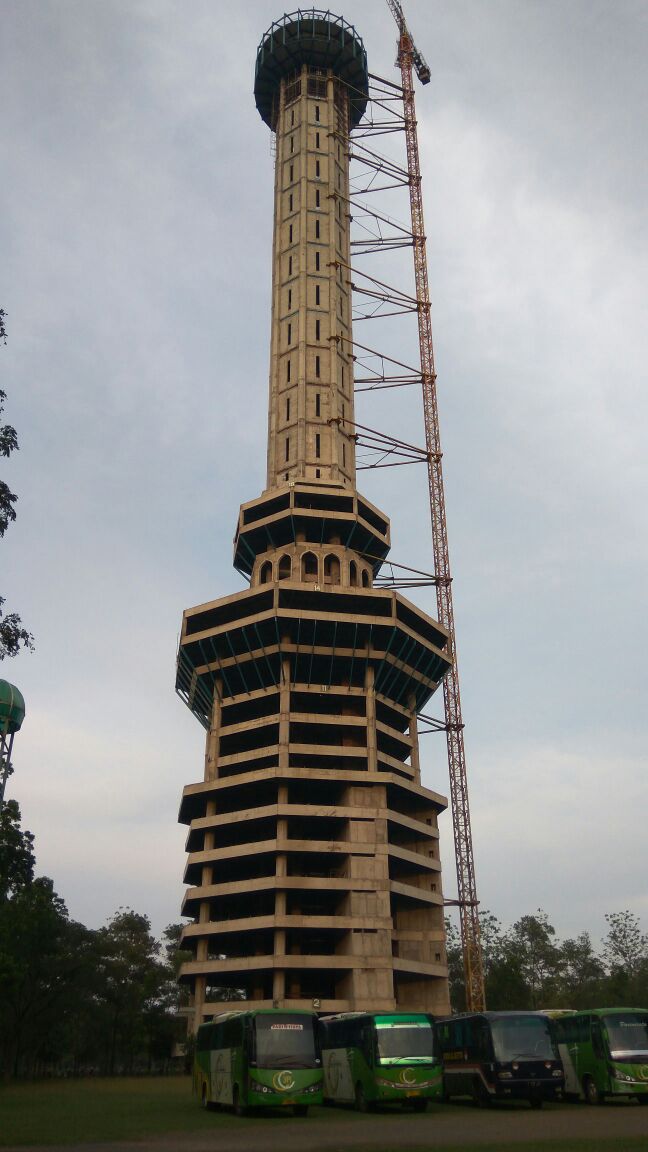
[{"xmin": 193, "ymin": 1006, "xmax": 648, "ymax": 1115}]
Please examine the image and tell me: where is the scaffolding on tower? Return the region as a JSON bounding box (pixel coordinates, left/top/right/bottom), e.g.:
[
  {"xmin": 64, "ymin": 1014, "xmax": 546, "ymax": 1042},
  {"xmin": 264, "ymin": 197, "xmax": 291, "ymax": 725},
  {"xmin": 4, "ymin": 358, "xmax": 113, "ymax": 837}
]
[{"xmin": 380, "ymin": 0, "xmax": 486, "ymax": 1011}]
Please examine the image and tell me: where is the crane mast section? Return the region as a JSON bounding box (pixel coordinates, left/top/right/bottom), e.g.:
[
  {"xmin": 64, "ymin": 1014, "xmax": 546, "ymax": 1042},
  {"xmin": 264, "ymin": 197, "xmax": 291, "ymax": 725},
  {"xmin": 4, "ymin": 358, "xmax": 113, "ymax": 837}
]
[{"xmin": 394, "ymin": 29, "xmax": 485, "ymax": 1012}]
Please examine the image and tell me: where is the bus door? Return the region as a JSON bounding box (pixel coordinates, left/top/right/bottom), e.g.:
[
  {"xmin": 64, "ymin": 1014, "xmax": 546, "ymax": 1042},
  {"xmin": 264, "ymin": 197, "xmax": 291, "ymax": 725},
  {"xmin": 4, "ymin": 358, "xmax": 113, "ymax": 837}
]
[
  {"xmin": 322, "ymin": 1029, "xmax": 355, "ymax": 1102},
  {"xmin": 560, "ymin": 1040, "xmax": 580, "ymax": 1096},
  {"xmin": 562, "ymin": 1015, "xmax": 592, "ymax": 1097},
  {"xmin": 210, "ymin": 1044, "xmax": 234, "ymax": 1105},
  {"xmin": 588, "ymin": 1018, "xmax": 608, "ymax": 1092}
]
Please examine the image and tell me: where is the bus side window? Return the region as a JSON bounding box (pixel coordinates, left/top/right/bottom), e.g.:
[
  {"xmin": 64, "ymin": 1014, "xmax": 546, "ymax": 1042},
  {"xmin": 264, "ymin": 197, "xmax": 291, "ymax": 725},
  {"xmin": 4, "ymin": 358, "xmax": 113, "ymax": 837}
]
[
  {"xmin": 555, "ymin": 1017, "xmax": 568, "ymax": 1044},
  {"xmin": 246, "ymin": 1018, "xmax": 257, "ymax": 1063},
  {"xmin": 332, "ymin": 1018, "xmax": 351, "ymax": 1049},
  {"xmin": 475, "ymin": 1021, "xmax": 491, "ymax": 1061},
  {"xmin": 591, "ymin": 1021, "xmax": 605, "ymax": 1059},
  {"xmin": 197, "ymin": 1024, "xmax": 211, "ymax": 1052},
  {"xmin": 360, "ymin": 1026, "xmax": 374, "ymax": 1066},
  {"xmin": 452, "ymin": 1020, "xmax": 464, "ymax": 1051}
]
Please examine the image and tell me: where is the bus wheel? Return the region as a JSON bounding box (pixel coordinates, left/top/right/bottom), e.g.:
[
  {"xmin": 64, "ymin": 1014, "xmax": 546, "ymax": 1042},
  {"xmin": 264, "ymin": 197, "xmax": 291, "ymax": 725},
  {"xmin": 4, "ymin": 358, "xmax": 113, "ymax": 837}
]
[
  {"xmin": 233, "ymin": 1087, "xmax": 247, "ymax": 1117},
  {"xmin": 355, "ymin": 1083, "xmax": 371, "ymax": 1113},
  {"xmin": 471, "ymin": 1078, "xmax": 491, "ymax": 1108},
  {"xmin": 293, "ymin": 1104, "xmax": 308, "ymax": 1117},
  {"xmin": 529, "ymin": 1093, "xmax": 543, "ymax": 1109},
  {"xmin": 637, "ymin": 1097, "xmax": 648, "ymax": 1105},
  {"xmin": 583, "ymin": 1077, "xmax": 603, "ymax": 1106},
  {"xmin": 201, "ymin": 1084, "xmax": 210, "ymax": 1111}
]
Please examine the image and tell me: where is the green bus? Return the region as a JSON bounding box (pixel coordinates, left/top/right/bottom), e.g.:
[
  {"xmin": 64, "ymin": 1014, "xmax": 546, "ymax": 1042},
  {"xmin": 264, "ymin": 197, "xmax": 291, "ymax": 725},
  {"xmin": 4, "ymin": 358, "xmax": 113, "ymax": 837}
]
[
  {"xmin": 551, "ymin": 1008, "xmax": 648, "ymax": 1105},
  {"xmin": 194, "ymin": 1008, "xmax": 323, "ymax": 1115},
  {"xmin": 435, "ymin": 1012, "xmax": 564, "ymax": 1108},
  {"xmin": 319, "ymin": 1011, "xmax": 442, "ymax": 1111}
]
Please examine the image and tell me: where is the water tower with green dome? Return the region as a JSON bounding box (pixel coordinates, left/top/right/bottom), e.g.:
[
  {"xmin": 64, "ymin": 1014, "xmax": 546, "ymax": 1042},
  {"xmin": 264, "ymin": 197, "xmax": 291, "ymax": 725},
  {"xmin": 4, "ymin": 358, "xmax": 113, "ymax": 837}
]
[{"xmin": 0, "ymin": 678, "xmax": 25, "ymax": 806}]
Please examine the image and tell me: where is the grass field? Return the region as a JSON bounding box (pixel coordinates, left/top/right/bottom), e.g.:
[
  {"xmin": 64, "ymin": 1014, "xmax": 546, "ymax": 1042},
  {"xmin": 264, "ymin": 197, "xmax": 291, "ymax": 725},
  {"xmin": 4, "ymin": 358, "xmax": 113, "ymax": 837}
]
[
  {"xmin": 0, "ymin": 1077, "xmax": 223, "ymax": 1145},
  {"xmin": 0, "ymin": 1076, "xmax": 646, "ymax": 1150}
]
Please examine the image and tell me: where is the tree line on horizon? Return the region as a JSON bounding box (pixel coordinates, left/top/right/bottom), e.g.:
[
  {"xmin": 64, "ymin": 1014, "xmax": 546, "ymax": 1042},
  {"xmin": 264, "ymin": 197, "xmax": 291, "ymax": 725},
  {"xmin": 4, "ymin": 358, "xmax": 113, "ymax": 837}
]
[
  {"xmin": 445, "ymin": 907, "xmax": 648, "ymax": 1014},
  {"xmin": 0, "ymin": 799, "xmax": 194, "ymax": 1079},
  {"xmin": 1, "ymin": 799, "xmax": 646, "ymax": 1078}
]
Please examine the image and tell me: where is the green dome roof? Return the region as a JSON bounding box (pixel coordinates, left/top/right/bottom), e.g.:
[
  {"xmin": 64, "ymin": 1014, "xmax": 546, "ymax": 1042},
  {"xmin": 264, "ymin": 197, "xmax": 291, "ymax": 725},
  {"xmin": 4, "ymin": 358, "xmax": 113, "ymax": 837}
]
[
  {"xmin": 0, "ymin": 679, "xmax": 25, "ymax": 734},
  {"xmin": 255, "ymin": 9, "xmax": 369, "ymax": 130}
]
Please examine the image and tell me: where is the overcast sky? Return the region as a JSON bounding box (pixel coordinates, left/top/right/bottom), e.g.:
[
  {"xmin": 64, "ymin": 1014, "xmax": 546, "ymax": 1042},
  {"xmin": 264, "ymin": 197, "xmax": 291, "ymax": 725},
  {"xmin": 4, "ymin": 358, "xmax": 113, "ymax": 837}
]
[{"xmin": 1, "ymin": 0, "xmax": 646, "ymax": 952}]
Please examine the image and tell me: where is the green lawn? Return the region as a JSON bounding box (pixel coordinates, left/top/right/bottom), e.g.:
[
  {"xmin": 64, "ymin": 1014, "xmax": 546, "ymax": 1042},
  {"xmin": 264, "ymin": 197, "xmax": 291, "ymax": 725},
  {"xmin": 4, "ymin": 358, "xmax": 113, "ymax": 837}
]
[
  {"xmin": 0, "ymin": 1077, "xmax": 224, "ymax": 1145},
  {"xmin": 0, "ymin": 1077, "xmax": 645, "ymax": 1150}
]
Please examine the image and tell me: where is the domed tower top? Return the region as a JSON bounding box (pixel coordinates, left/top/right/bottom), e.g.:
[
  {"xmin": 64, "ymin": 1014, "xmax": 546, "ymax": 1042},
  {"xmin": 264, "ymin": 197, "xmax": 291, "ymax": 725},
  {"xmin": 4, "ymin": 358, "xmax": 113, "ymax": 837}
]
[
  {"xmin": 254, "ymin": 8, "xmax": 369, "ymax": 130},
  {"xmin": 0, "ymin": 679, "xmax": 25, "ymax": 734}
]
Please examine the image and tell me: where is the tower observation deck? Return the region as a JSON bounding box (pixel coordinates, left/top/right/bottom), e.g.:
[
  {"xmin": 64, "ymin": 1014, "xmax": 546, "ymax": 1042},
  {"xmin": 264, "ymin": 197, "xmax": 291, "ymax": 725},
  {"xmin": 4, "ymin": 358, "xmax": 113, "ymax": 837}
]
[{"xmin": 176, "ymin": 10, "xmax": 453, "ymax": 1030}]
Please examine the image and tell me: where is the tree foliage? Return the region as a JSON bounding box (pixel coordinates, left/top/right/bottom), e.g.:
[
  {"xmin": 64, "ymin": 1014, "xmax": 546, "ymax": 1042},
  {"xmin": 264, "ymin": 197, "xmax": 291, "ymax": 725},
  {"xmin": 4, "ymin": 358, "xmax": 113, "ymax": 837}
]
[
  {"xmin": 0, "ymin": 806, "xmax": 187, "ymax": 1078},
  {"xmin": 1, "ymin": 309, "xmax": 33, "ymax": 659},
  {"xmin": 0, "ymin": 800, "xmax": 35, "ymax": 900},
  {"xmin": 446, "ymin": 907, "xmax": 648, "ymax": 1013}
]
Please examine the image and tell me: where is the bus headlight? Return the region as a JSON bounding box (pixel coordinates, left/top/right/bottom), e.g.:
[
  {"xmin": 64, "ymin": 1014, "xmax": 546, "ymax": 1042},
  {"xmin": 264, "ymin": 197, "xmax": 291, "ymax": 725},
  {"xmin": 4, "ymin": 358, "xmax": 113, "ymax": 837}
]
[
  {"xmin": 250, "ymin": 1081, "xmax": 273, "ymax": 1094},
  {"xmin": 612, "ymin": 1068, "xmax": 635, "ymax": 1083},
  {"xmin": 304, "ymin": 1082, "xmax": 322, "ymax": 1095},
  {"xmin": 498, "ymin": 1072, "xmax": 513, "ymax": 1080},
  {"xmin": 552, "ymin": 1070, "xmax": 563, "ymax": 1078}
]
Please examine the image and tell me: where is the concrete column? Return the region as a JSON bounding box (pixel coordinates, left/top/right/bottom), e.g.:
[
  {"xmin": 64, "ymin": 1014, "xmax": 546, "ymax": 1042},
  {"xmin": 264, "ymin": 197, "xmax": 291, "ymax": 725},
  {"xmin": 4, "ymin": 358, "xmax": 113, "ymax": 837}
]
[
  {"xmin": 204, "ymin": 682, "xmax": 222, "ymax": 781},
  {"xmin": 408, "ymin": 693, "xmax": 421, "ymax": 783},
  {"xmin": 365, "ymin": 663, "xmax": 378, "ymax": 772}
]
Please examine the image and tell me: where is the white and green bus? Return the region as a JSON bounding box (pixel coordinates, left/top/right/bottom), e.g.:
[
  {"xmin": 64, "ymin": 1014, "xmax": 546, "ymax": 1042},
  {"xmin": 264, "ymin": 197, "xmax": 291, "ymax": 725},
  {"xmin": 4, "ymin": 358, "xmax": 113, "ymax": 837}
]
[
  {"xmin": 551, "ymin": 1008, "xmax": 648, "ymax": 1105},
  {"xmin": 194, "ymin": 1008, "xmax": 322, "ymax": 1115},
  {"xmin": 319, "ymin": 1012, "xmax": 441, "ymax": 1111}
]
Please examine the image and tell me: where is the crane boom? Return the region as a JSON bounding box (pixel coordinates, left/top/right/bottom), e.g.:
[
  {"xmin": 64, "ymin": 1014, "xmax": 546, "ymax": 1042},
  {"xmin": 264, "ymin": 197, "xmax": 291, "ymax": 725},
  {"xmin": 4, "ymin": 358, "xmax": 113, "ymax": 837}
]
[
  {"xmin": 386, "ymin": 0, "xmax": 431, "ymax": 83},
  {"xmin": 386, "ymin": 0, "xmax": 485, "ymax": 1011}
]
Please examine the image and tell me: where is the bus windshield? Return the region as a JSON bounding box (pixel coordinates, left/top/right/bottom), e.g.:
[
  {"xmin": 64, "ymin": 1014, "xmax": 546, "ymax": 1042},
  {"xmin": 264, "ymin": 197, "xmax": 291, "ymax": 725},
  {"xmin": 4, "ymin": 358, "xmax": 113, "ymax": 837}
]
[
  {"xmin": 254, "ymin": 1014, "xmax": 319, "ymax": 1069},
  {"xmin": 491, "ymin": 1016, "xmax": 556, "ymax": 1062},
  {"xmin": 603, "ymin": 1013, "xmax": 648, "ymax": 1060},
  {"xmin": 375, "ymin": 1023, "xmax": 434, "ymax": 1064}
]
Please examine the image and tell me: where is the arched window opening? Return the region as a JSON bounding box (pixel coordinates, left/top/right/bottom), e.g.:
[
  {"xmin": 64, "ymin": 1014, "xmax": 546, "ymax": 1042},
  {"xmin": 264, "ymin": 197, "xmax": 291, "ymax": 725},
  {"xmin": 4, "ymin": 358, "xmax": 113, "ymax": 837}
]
[
  {"xmin": 324, "ymin": 554, "xmax": 340, "ymax": 586},
  {"xmin": 278, "ymin": 554, "xmax": 292, "ymax": 581},
  {"xmin": 302, "ymin": 551, "xmax": 318, "ymax": 583},
  {"xmin": 361, "ymin": 568, "xmax": 370, "ymax": 588},
  {"xmin": 349, "ymin": 560, "xmax": 358, "ymax": 587},
  {"xmin": 259, "ymin": 560, "xmax": 273, "ymax": 585}
]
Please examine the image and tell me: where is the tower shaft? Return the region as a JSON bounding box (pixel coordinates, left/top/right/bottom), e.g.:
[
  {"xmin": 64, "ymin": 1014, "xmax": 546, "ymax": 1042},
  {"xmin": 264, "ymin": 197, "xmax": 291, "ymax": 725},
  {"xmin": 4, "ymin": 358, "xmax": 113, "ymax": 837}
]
[{"xmin": 267, "ymin": 67, "xmax": 355, "ymax": 488}]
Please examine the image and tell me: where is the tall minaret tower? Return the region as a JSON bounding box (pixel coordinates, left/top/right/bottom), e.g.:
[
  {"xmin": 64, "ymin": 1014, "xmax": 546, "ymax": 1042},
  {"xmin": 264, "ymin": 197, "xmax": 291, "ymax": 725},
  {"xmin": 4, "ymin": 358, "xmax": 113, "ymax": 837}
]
[{"xmin": 176, "ymin": 11, "xmax": 452, "ymax": 1032}]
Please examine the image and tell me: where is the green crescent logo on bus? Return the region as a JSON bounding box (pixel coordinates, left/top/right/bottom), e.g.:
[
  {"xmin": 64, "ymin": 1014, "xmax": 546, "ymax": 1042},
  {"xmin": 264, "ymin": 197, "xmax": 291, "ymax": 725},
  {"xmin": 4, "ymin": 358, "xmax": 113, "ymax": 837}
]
[
  {"xmin": 400, "ymin": 1068, "xmax": 417, "ymax": 1086},
  {"xmin": 273, "ymin": 1070, "xmax": 296, "ymax": 1092},
  {"xmin": 638, "ymin": 1065, "xmax": 648, "ymax": 1081}
]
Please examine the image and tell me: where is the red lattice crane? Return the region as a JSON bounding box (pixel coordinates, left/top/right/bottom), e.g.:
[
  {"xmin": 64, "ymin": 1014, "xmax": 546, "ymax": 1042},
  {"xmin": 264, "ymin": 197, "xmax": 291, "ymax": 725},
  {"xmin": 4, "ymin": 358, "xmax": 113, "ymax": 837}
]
[{"xmin": 386, "ymin": 0, "xmax": 486, "ymax": 1011}]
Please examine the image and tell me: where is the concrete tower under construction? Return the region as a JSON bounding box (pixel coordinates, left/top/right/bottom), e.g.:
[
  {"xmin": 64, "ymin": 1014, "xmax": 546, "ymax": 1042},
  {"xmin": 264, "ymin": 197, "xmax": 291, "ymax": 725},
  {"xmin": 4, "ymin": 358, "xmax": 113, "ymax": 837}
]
[{"xmin": 176, "ymin": 10, "xmax": 452, "ymax": 1031}]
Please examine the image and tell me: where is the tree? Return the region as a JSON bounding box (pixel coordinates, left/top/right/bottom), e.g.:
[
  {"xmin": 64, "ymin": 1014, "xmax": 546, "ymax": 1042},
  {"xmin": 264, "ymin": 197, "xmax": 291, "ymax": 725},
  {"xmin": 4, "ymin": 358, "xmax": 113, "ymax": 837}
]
[
  {"xmin": 603, "ymin": 911, "xmax": 648, "ymax": 978},
  {"xmin": 601, "ymin": 911, "xmax": 648, "ymax": 1006},
  {"xmin": 504, "ymin": 910, "xmax": 561, "ymax": 1009},
  {"xmin": 479, "ymin": 911, "xmax": 528, "ymax": 1010},
  {"xmin": 94, "ymin": 909, "xmax": 169, "ymax": 1074},
  {"xmin": 1, "ymin": 309, "xmax": 33, "ymax": 659},
  {"xmin": 444, "ymin": 916, "xmax": 465, "ymax": 1010},
  {"xmin": 0, "ymin": 876, "xmax": 89, "ymax": 1077},
  {"xmin": 556, "ymin": 932, "xmax": 606, "ymax": 1008},
  {"xmin": 0, "ymin": 799, "xmax": 35, "ymax": 901}
]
